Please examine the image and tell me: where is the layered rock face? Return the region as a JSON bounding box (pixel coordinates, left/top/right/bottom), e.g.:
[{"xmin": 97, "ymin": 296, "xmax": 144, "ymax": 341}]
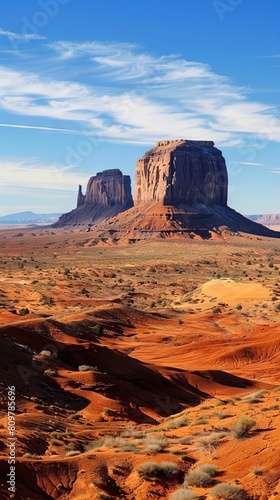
[
  {"xmin": 135, "ymin": 140, "xmax": 228, "ymax": 206},
  {"xmin": 54, "ymin": 169, "xmax": 133, "ymax": 227},
  {"xmin": 83, "ymin": 169, "xmax": 133, "ymax": 208}
]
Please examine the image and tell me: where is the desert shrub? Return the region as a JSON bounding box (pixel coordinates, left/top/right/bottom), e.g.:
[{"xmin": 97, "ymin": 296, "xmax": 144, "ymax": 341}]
[
  {"xmin": 245, "ymin": 390, "xmax": 266, "ymax": 404},
  {"xmin": 103, "ymin": 407, "xmax": 115, "ymax": 416},
  {"xmin": 236, "ymin": 304, "xmax": 242, "ymax": 310},
  {"xmin": 51, "ymin": 431, "xmax": 74, "ymax": 439},
  {"xmin": 252, "ymin": 467, "xmax": 264, "ymax": 476},
  {"xmin": 150, "ymin": 301, "xmax": 156, "ymax": 308},
  {"xmin": 40, "ymin": 350, "xmax": 53, "ymax": 358},
  {"xmin": 93, "ymin": 323, "xmax": 104, "ymax": 334},
  {"xmin": 22, "ymin": 453, "xmax": 38, "ymax": 458},
  {"xmin": 85, "ymin": 438, "xmax": 105, "ymax": 451},
  {"xmin": 50, "ymin": 439, "xmax": 62, "ymax": 446},
  {"xmin": 78, "ymin": 365, "xmax": 95, "ymax": 371},
  {"xmin": 169, "ymin": 488, "xmax": 198, "ymax": 500},
  {"xmin": 143, "ymin": 435, "xmax": 167, "ymax": 454},
  {"xmin": 198, "ymin": 464, "xmax": 218, "ymax": 476},
  {"xmin": 81, "ymin": 288, "xmax": 89, "ymax": 295},
  {"xmin": 109, "ymin": 272, "xmax": 116, "ymax": 278},
  {"xmin": 65, "ymin": 450, "xmax": 80, "ymax": 457},
  {"xmin": 119, "ymin": 442, "xmax": 137, "ymax": 452},
  {"xmin": 213, "ymin": 412, "xmax": 232, "ymax": 420},
  {"xmin": 231, "ymin": 416, "xmax": 256, "ymax": 438},
  {"xmin": 210, "ymin": 482, "xmax": 245, "ymax": 499},
  {"xmin": 212, "ymin": 307, "xmax": 221, "ymax": 314},
  {"xmin": 40, "ymin": 294, "xmax": 53, "ymax": 305},
  {"xmin": 178, "ymin": 436, "xmax": 193, "ymax": 445},
  {"xmin": 165, "ymin": 416, "xmax": 190, "ymax": 429},
  {"xmin": 184, "ymin": 470, "xmax": 212, "ymax": 487},
  {"xmin": 44, "ymin": 369, "xmax": 57, "ymax": 377},
  {"xmin": 191, "ymin": 417, "xmax": 208, "ymax": 426},
  {"xmin": 121, "ymin": 427, "xmax": 145, "ymax": 439},
  {"xmin": 65, "ymin": 442, "xmax": 78, "ymax": 451},
  {"xmin": 275, "ymin": 303, "xmax": 280, "ymax": 311},
  {"xmin": 103, "ymin": 437, "xmax": 130, "ymax": 448},
  {"xmin": 184, "ymin": 464, "xmax": 216, "ymax": 487},
  {"xmin": 197, "ymin": 432, "xmax": 227, "ymax": 451},
  {"xmin": 137, "ymin": 461, "xmax": 179, "ymax": 479},
  {"xmin": 18, "ymin": 307, "xmax": 30, "ymax": 315}
]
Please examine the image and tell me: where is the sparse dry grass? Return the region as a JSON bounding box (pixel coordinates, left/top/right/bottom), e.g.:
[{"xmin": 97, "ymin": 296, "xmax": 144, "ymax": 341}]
[{"xmin": 210, "ymin": 482, "xmax": 245, "ymax": 499}]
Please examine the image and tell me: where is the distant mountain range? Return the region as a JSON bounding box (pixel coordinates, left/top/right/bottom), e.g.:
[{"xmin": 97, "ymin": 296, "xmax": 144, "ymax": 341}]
[
  {"xmin": 0, "ymin": 211, "xmax": 62, "ymax": 225},
  {"xmin": 0, "ymin": 210, "xmax": 279, "ymax": 230},
  {"xmin": 247, "ymin": 214, "xmax": 280, "ymax": 228}
]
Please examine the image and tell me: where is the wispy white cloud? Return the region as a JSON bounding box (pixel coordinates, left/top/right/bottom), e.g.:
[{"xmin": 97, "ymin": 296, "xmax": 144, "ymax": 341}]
[
  {"xmin": 0, "ymin": 28, "xmax": 46, "ymax": 41},
  {"xmin": 237, "ymin": 162, "xmax": 267, "ymax": 166},
  {"xmin": 0, "ymin": 159, "xmax": 89, "ymax": 191},
  {"xmin": 1, "ymin": 40, "xmax": 280, "ymax": 146},
  {"xmin": 0, "ymin": 123, "xmax": 82, "ymax": 133}
]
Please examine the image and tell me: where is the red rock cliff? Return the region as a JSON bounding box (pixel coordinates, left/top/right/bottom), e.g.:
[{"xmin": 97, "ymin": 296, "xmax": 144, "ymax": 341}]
[{"xmin": 135, "ymin": 140, "xmax": 228, "ymax": 206}]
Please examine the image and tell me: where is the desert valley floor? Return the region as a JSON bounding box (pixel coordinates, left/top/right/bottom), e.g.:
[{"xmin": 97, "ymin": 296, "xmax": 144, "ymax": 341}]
[{"xmin": 0, "ymin": 226, "xmax": 280, "ymax": 500}]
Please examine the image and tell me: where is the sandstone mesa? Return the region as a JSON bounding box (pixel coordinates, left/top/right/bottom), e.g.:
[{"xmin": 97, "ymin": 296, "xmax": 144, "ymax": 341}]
[{"xmin": 55, "ymin": 140, "xmax": 280, "ymax": 239}]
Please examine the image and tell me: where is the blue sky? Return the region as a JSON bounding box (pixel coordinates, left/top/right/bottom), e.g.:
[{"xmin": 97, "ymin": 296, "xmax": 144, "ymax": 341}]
[{"xmin": 0, "ymin": 0, "xmax": 280, "ymax": 215}]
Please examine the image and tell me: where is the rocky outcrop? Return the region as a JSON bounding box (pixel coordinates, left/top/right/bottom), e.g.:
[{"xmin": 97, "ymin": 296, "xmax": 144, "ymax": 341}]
[
  {"xmin": 77, "ymin": 185, "xmax": 85, "ymax": 207},
  {"xmin": 54, "ymin": 140, "xmax": 280, "ymax": 239},
  {"xmin": 135, "ymin": 140, "xmax": 228, "ymax": 206},
  {"xmin": 54, "ymin": 169, "xmax": 133, "ymax": 227},
  {"xmin": 95, "ymin": 140, "xmax": 280, "ymax": 239},
  {"xmin": 83, "ymin": 169, "xmax": 133, "ymax": 208}
]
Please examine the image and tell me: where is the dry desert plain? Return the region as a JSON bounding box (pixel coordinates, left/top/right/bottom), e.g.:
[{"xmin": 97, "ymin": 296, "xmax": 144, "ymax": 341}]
[{"xmin": 0, "ymin": 226, "xmax": 280, "ymax": 500}]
